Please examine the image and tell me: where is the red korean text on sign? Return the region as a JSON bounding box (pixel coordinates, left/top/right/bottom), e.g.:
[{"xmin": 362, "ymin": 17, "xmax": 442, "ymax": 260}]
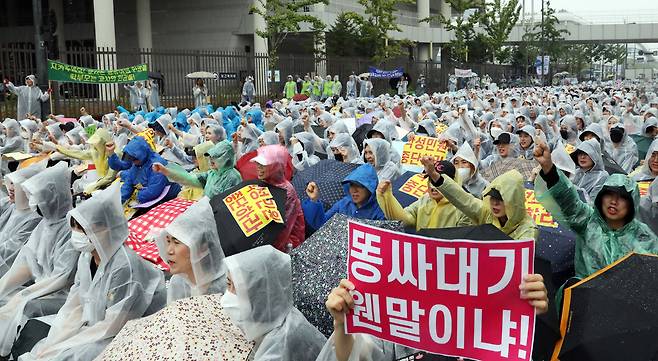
[{"xmin": 345, "ymin": 221, "xmax": 536, "ymax": 361}]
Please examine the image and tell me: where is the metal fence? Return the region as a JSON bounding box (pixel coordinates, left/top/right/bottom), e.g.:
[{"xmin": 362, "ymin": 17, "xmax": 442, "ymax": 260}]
[{"xmin": 0, "ymin": 45, "xmax": 515, "ymax": 119}]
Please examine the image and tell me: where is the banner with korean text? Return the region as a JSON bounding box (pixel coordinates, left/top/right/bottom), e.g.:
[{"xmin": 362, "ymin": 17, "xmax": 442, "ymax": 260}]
[
  {"xmin": 48, "ymin": 59, "xmax": 149, "ymax": 84},
  {"xmin": 400, "ymin": 135, "xmax": 448, "ymax": 168},
  {"xmin": 345, "ymin": 221, "xmax": 536, "ymax": 361}
]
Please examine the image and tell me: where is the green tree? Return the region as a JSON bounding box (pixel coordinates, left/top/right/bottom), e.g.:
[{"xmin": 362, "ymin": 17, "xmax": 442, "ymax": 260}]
[
  {"xmin": 421, "ymin": 0, "xmax": 484, "ymax": 63},
  {"xmin": 479, "ymin": 0, "xmax": 521, "ymax": 63},
  {"xmin": 250, "ymin": 0, "xmax": 328, "ymax": 66},
  {"xmin": 326, "ymin": 12, "xmax": 367, "ymax": 57},
  {"xmin": 344, "ymin": 0, "xmax": 414, "ymax": 63}
]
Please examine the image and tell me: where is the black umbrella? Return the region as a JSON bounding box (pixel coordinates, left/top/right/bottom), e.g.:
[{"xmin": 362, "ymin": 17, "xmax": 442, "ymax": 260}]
[
  {"xmin": 391, "ymin": 171, "xmax": 425, "ymax": 208},
  {"xmin": 291, "ymin": 159, "xmax": 359, "ymax": 211},
  {"xmin": 602, "ymin": 151, "xmax": 627, "ymax": 175},
  {"xmin": 291, "ymin": 213, "xmax": 403, "ymax": 337},
  {"xmin": 417, "ymin": 224, "xmax": 561, "ymax": 361},
  {"xmin": 148, "ymin": 71, "xmax": 163, "ymax": 80},
  {"xmin": 209, "ymin": 180, "xmax": 287, "ymax": 257},
  {"xmin": 352, "ymin": 123, "xmax": 373, "ymax": 152},
  {"xmin": 554, "ymin": 253, "xmax": 658, "ymax": 361}
]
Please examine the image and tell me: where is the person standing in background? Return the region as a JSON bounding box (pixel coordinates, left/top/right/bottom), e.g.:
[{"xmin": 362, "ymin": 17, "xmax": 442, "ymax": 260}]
[{"xmin": 193, "ymin": 79, "xmax": 208, "ymax": 108}]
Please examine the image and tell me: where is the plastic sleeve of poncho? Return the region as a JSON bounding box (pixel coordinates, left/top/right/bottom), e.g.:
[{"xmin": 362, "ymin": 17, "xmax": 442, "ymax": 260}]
[
  {"xmin": 251, "ymin": 308, "xmax": 327, "ymax": 361},
  {"xmin": 29, "ymin": 274, "xmax": 149, "ymax": 360},
  {"xmin": 0, "ymin": 213, "xmax": 41, "ymax": 276},
  {"xmin": 535, "ymin": 167, "xmax": 595, "ymax": 237},
  {"xmin": 165, "ymin": 162, "xmax": 204, "ymax": 189},
  {"xmin": 377, "ymin": 162, "xmax": 400, "ymax": 182},
  {"xmin": 170, "ymin": 145, "xmax": 194, "ymax": 165},
  {"xmin": 376, "ymin": 189, "xmax": 417, "ymax": 227},
  {"xmin": 55, "ymin": 145, "xmax": 93, "ymax": 162},
  {"xmin": 435, "ymin": 175, "xmax": 487, "ymax": 225},
  {"xmin": 315, "ymin": 333, "xmax": 411, "ymax": 361},
  {"xmin": 0, "ymin": 137, "xmax": 23, "ymax": 154}
]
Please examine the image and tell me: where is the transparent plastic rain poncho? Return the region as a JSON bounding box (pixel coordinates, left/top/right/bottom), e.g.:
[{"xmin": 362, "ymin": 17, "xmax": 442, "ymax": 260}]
[
  {"xmin": 165, "ymin": 140, "xmax": 242, "ymax": 200},
  {"xmin": 0, "ymin": 162, "xmax": 78, "ymax": 356},
  {"xmin": 291, "ymin": 132, "xmax": 321, "ymax": 172},
  {"xmin": 5, "ymin": 75, "xmax": 49, "ymax": 120},
  {"xmin": 451, "ymin": 141, "xmax": 489, "ymax": 197},
  {"xmin": 46, "ymin": 124, "xmax": 69, "ymax": 147},
  {"xmin": 0, "ymin": 118, "xmax": 25, "ymax": 176},
  {"xmin": 631, "ymin": 138, "xmax": 658, "ymax": 181},
  {"xmin": 363, "ymin": 138, "xmax": 400, "ymax": 182},
  {"xmin": 515, "ymin": 124, "xmax": 536, "ymax": 160},
  {"xmin": 330, "ymin": 133, "xmax": 362, "ymax": 164},
  {"xmin": 157, "ymin": 197, "xmax": 226, "ymax": 303},
  {"xmin": 0, "ymin": 161, "xmax": 45, "ymax": 276},
  {"xmin": 237, "ymin": 123, "xmax": 263, "ymax": 158},
  {"xmin": 316, "ymin": 333, "xmax": 420, "ymax": 361},
  {"xmin": 552, "ymin": 140, "xmax": 577, "ymax": 175},
  {"xmin": 559, "ymin": 115, "xmax": 580, "ymax": 146},
  {"xmin": 259, "ymin": 131, "xmax": 280, "ymax": 146},
  {"xmin": 275, "ymin": 118, "xmax": 294, "ymax": 151},
  {"xmin": 223, "ymin": 246, "xmax": 326, "ymax": 361},
  {"xmin": 570, "ymin": 139, "xmax": 610, "ymax": 202},
  {"xmin": 639, "ymin": 177, "xmax": 658, "ymax": 235},
  {"xmin": 22, "ymin": 183, "xmax": 166, "ymax": 361},
  {"xmin": 480, "ymin": 132, "xmax": 520, "ymax": 169},
  {"xmin": 607, "ymin": 123, "xmax": 639, "ymax": 174}
]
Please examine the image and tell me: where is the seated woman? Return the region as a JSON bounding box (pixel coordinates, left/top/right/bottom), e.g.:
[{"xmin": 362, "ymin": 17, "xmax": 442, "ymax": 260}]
[
  {"xmin": 157, "ymin": 197, "xmax": 226, "ymax": 303},
  {"xmin": 55, "ymin": 128, "xmax": 118, "ymax": 194},
  {"xmin": 108, "ymin": 136, "xmax": 181, "ymax": 206},
  {"xmin": 569, "ymin": 139, "xmax": 609, "ymax": 202},
  {"xmin": 0, "ymin": 163, "xmax": 79, "ymax": 358},
  {"xmin": 480, "ymin": 132, "xmax": 519, "ymax": 169},
  {"xmin": 319, "ymin": 275, "xmax": 549, "ymax": 361},
  {"xmin": 251, "ymin": 144, "xmax": 305, "ymax": 251},
  {"xmin": 0, "ymin": 119, "xmax": 24, "ymax": 177},
  {"xmin": 377, "ymin": 160, "xmax": 471, "ymax": 231},
  {"xmin": 451, "ymin": 141, "xmax": 489, "ymax": 197},
  {"xmin": 0, "ymin": 161, "xmax": 45, "ymax": 277},
  {"xmin": 153, "ymin": 140, "xmax": 242, "ymax": 200},
  {"xmin": 303, "ymin": 163, "xmax": 385, "ymax": 233},
  {"xmin": 329, "ymin": 133, "xmax": 362, "ymax": 164},
  {"xmin": 607, "ymin": 123, "xmax": 639, "ymax": 174},
  {"xmin": 421, "ymin": 156, "xmax": 537, "ymax": 240},
  {"xmin": 362, "ymin": 138, "xmax": 400, "ymax": 182},
  {"xmin": 630, "ymin": 138, "xmax": 658, "ymax": 181},
  {"xmin": 534, "ymin": 141, "xmax": 658, "ymax": 279},
  {"xmin": 222, "ymin": 246, "xmax": 326, "ymax": 360},
  {"xmin": 17, "ymin": 183, "xmax": 166, "ymax": 361}
]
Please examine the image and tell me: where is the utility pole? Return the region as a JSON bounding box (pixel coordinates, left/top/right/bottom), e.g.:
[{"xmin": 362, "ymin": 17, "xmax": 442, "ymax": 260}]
[
  {"xmin": 32, "ymin": 0, "xmax": 49, "ymax": 115},
  {"xmin": 540, "ymin": 0, "xmax": 545, "ymax": 86}
]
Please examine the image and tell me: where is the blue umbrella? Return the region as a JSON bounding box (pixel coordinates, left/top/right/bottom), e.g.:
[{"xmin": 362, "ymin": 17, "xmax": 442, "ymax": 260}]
[{"xmin": 292, "ymin": 159, "xmax": 360, "ymax": 211}]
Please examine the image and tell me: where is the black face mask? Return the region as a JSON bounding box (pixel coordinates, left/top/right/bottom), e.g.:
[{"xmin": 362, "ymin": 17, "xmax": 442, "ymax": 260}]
[
  {"xmin": 610, "ymin": 127, "xmax": 624, "ymax": 143},
  {"xmin": 334, "ymin": 153, "xmax": 344, "ymax": 162},
  {"xmin": 560, "ymin": 129, "xmax": 570, "ymax": 139}
]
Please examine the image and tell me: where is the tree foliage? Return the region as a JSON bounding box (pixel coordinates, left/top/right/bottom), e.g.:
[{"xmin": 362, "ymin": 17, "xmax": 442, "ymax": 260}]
[
  {"xmin": 530, "ymin": 3, "xmax": 570, "ymax": 65},
  {"xmin": 326, "ymin": 12, "xmax": 365, "ymax": 57},
  {"xmin": 342, "ymin": 0, "xmax": 415, "ymax": 64},
  {"xmin": 422, "ymin": 0, "xmax": 483, "ymax": 63},
  {"xmin": 250, "ymin": 0, "xmax": 328, "ymax": 65},
  {"xmin": 479, "ymin": 0, "xmax": 521, "ymax": 63}
]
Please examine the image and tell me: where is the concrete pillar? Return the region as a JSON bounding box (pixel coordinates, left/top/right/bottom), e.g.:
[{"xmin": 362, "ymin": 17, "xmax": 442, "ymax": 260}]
[
  {"xmin": 418, "ymin": 44, "xmax": 430, "ymax": 61},
  {"xmin": 253, "ymin": 0, "xmax": 269, "ymax": 97},
  {"xmin": 417, "ymin": 0, "xmax": 430, "ymax": 26},
  {"xmin": 136, "ymin": 0, "xmax": 153, "ymax": 64},
  {"xmin": 440, "ymin": 0, "xmax": 452, "ymax": 22},
  {"xmin": 93, "ymin": 0, "xmax": 117, "ymax": 103},
  {"xmin": 49, "ymin": 0, "xmax": 66, "ymax": 60}
]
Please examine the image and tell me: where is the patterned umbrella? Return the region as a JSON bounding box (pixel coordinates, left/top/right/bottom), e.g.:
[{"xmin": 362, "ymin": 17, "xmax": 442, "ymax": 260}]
[
  {"xmin": 291, "ymin": 213, "xmax": 403, "ymax": 337},
  {"xmin": 124, "ymin": 198, "xmax": 195, "ymax": 270},
  {"xmin": 291, "ymin": 159, "xmax": 360, "ymax": 211},
  {"xmin": 480, "ymin": 157, "xmax": 537, "ymax": 182},
  {"xmin": 95, "ymin": 294, "xmax": 254, "ymax": 361}
]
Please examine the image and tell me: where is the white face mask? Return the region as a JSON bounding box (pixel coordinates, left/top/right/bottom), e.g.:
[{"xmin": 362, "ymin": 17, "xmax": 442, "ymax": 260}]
[
  {"xmin": 70, "ymin": 231, "xmax": 95, "ymax": 253},
  {"xmin": 490, "ymin": 126, "xmax": 504, "ymax": 139},
  {"xmin": 220, "ymin": 291, "xmax": 244, "ymax": 329},
  {"xmin": 457, "ymin": 167, "xmax": 472, "ymax": 182}
]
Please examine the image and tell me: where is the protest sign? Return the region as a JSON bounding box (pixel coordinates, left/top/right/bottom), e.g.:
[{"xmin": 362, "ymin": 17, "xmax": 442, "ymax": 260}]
[
  {"xmin": 524, "ymin": 188, "xmax": 558, "ymax": 228},
  {"xmin": 223, "ymin": 184, "xmax": 283, "ymax": 237},
  {"xmin": 400, "ymin": 135, "xmax": 448, "ymax": 167},
  {"xmin": 398, "ymin": 173, "xmax": 429, "ymax": 199},
  {"xmin": 48, "ymin": 60, "xmax": 148, "ymax": 84},
  {"xmin": 345, "ymin": 221, "xmax": 536, "ymax": 361},
  {"xmin": 638, "ymin": 181, "xmax": 650, "ymax": 197}
]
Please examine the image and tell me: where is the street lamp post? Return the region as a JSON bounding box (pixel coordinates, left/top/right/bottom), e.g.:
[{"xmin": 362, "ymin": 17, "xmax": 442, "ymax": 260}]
[{"xmin": 540, "ymin": 0, "xmax": 545, "ymax": 86}]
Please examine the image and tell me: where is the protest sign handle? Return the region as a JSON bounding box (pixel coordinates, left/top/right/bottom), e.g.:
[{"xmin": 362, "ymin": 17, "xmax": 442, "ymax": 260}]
[{"xmin": 48, "ymin": 80, "xmax": 54, "ymax": 114}]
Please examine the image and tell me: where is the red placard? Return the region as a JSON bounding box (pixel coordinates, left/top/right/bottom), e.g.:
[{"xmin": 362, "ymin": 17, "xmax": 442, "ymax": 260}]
[{"xmin": 345, "ymin": 221, "xmax": 536, "ymax": 361}]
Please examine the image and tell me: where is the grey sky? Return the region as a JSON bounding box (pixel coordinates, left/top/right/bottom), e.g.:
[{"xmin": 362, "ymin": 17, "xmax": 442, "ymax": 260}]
[{"xmin": 522, "ymin": 0, "xmax": 658, "ymax": 23}]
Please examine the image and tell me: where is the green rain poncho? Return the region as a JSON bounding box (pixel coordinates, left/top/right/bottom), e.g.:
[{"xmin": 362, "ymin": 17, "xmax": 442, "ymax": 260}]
[
  {"xmin": 165, "ymin": 140, "xmax": 242, "ymax": 199},
  {"xmin": 536, "ymin": 168, "xmax": 658, "ymax": 278},
  {"xmin": 434, "ymin": 169, "xmax": 538, "ymax": 240}
]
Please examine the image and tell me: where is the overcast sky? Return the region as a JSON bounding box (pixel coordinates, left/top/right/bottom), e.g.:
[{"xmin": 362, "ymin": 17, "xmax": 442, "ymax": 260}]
[{"xmin": 521, "ymin": 0, "xmax": 658, "ymax": 23}]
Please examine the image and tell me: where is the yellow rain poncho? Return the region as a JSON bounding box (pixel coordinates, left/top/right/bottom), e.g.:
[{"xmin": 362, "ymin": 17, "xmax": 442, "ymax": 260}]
[
  {"xmin": 56, "ymin": 128, "xmax": 117, "ymax": 194},
  {"xmin": 377, "ymin": 180, "xmax": 471, "ymax": 231},
  {"xmin": 176, "ymin": 141, "xmax": 215, "ymax": 201},
  {"xmin": 434, "ymin": 169, "xmax": 537, "ymax": 240}
]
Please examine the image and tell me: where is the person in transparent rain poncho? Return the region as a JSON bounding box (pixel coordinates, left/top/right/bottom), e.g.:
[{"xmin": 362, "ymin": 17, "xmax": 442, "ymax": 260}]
[
  {"xmin": 0, "ymin": 161, "xmax": 45, "ymax": 277},
  {"xmin": 362, "ymin": 138, "xmax": 400, "ymax": 182},
  {"xmin": 0, "ymin": 162, "xmax": 79, "ymax": 358},
  {"xmin": 18, "ymin": 183, "xmax": 166, "ymax": 361},
  {"xmin": 290, "ymin": 132, "xmax": 321, "ymax": 172},
  {"xmin": 630, "ymin": 138, "xmax": 658, "ymax": 182},
  {"xmin": 330, "ymin": 134, "xmax": 362, "ymax": 164},
  {"xmin": 156, "ymin": 197, "xmax": 226, "ymax": 304},
  {"xmin": 569, "ymin": 138, "xmax": 610, "ymax": 202},
  {"xmin": 0, "ymin": 118, "xmax": 25, "ymax": 178},
  {"xmin": 607, "ymin": 123, "xmax": 639, "ymax": 174},
  {"xmin": 221, "ymin": 246, "xmax": 327, "ymax": 361},
  {"xmin": 451, "ymin": 141, "xmax": 489, "ymax": 198},
  {"xmin": 3, "ymin": 75, "xmax": 50, "ymax": 120}
]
